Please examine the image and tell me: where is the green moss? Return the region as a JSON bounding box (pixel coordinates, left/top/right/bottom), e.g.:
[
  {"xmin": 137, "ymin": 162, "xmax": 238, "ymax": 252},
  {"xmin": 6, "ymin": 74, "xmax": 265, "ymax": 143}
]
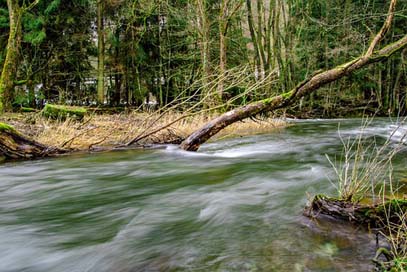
[
  {"xmin": 380, "ymin": 199, "xmax": 407, "ymax": 214},
  {"xmin": 281, "ymin": 90, "xmax": 294, "ymax": 99},
  {"xmin": 42, "ymin": 104, "xmax": 87, "ymax": 121},
  {"xmin": 261, "ymin": 90, "xmax": 294, "ymax": 106},
  {"xmin": 261, "ymin": 97, "xmax": 273, "ymax": 104},
  {"xmin": 20, "ymin": 107, "xmax": 37, "ymax": 113},
  {"xmin": 0, "ymin": 122, "xmax": 16, "ymax": 132}
]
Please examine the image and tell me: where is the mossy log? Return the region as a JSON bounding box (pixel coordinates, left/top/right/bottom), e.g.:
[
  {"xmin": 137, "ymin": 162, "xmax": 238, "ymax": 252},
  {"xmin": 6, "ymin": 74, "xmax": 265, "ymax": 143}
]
[
  {"xmin": 0, "ymin": 122, "xmax": 65, "ymax": 161},
  {"xmin": 304, "ymin": 194, "xmax": 407, "ymax": 228},
  {"xmin": 42, "ymin": 104, "xmax": 87, "ymax": 121}
]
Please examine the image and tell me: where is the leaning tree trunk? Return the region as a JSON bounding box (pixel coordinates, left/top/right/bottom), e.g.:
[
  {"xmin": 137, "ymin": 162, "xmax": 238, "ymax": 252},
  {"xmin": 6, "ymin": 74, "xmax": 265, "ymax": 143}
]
[
  {"xmin": 0, "ymin": 123, "xmax": 66, "ymax": 161},
  {"xmin": 180, "ymin": 0, "xmax": 404, "ymax": 151}
]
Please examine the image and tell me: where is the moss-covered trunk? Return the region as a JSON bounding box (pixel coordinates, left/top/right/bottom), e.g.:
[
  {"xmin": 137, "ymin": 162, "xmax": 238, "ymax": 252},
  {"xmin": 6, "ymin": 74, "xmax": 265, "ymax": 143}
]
[
  {"xmin": 180, "ymin": 0, "xmax": 402, "ymax": 151},
  {"xmin": 180, "ymin": 34, "xmax": 407, "ymax": 151},
  {"xmin": 0, "ymin": 0, "xmax": 22, "ymax": 112}
]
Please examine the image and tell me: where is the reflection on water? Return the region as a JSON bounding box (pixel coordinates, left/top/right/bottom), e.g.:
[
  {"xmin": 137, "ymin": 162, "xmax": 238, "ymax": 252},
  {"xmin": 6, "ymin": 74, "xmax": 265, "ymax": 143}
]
[{"xmin": 0, "ymin": 119, "xmax": 406, "ymax": 272}]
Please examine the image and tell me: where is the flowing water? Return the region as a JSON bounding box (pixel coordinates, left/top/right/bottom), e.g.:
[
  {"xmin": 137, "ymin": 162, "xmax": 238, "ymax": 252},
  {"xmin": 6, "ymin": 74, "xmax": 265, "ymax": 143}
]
[{"xmin": 0, "ymin": 119, "xmax": 406, "ymax": 272}]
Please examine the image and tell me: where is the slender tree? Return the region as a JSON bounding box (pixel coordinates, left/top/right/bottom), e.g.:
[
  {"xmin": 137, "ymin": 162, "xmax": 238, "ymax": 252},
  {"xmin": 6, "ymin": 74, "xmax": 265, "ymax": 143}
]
[
  {"xmin": 0, "ymin": 0, "xmax": 40, "ymax": 112},
  {"xmin": 180, "ymin": 0, "xmax": 405, "ymax": 151},
  {"xmin": 97, "ymin": 0, "xmax": 105, "ymax": 104}
]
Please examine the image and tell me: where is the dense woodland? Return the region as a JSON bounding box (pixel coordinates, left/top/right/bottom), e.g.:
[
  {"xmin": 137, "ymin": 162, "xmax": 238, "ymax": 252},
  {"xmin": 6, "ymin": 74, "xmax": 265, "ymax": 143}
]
[{"xmin": 0, "ymin": 0, "xmax": 406, "ymax": 117}]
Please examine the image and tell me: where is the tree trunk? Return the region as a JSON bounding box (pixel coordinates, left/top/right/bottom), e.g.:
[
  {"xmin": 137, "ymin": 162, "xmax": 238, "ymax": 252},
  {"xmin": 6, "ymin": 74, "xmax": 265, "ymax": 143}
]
[
  {"xmin": 97, "ymin": 0, "xmax": 105, "ymax": 105},
  {"xmin": 196, "ymin": 0, "xmax": 211, "ymax": 103},
  {"xmin": 0, "ymin": 123, "xmax": 66, "ymax": 161},
  {"xmin": 0, "ymin": 0, "xmax": 40, "ymax": 112},
  {"xmin": 218, "ymin": 0, "xmax": 228, "ymax": 100},
  {"xmin": 180, "ymin": 34, "xmax": 407, "ymax": 151},
  {"xmin": 0, "ymin": 0, "xmax": 22, "ymax": 112},
  {"xmin": 180, "ymin": 0, "xmax": 400, "ymax": 151},
  {"xmin": 246, "ymin": 0, "xmax": 261, "ymax": 78}
]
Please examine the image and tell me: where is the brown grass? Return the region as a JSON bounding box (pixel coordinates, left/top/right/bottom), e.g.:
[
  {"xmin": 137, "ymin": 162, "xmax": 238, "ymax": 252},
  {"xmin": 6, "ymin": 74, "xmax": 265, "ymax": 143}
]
[{"xmin": 0, "ymin": 111, "xmax": 287, "ymax": 150}]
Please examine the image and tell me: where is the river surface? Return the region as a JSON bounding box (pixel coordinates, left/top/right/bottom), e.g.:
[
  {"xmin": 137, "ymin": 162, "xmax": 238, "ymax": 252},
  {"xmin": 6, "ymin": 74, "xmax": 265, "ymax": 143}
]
[{"xmin": 0, "ymin": 119, "xmax": 406, "ymax": 272}]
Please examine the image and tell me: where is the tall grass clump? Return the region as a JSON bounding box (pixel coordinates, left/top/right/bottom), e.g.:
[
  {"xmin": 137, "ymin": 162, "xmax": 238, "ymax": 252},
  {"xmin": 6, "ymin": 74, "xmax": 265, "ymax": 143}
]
[
  {"xmin": 379, "ymin": 207, "xmax": 407, "ymax": 271},
  {"xmin": 326, "ymin": 118, "xmax": 406, "ymax": 203},
  {"xmin": 372, "ymin": 173, "xmax": 407, "ymax": 272},
  {"xmin": 325, "ymin": 117, "xmax": 407, "ymax": 271}
]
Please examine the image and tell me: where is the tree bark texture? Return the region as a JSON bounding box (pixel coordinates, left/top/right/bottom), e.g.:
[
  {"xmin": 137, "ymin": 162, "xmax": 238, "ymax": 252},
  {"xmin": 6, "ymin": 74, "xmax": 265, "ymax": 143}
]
[
  {"xmin": 97, "ymin": 0, "xmax": 105, "ymax": 104},
  {"xmin": 196, "ymin": 0, "xmax": 211, "ymax": 100},
  {"xmin": 0, "ymin": 0, "xmax": 22, "ymax": 112},
  {"xmin": 218, "ymin": 0, "xmax": 227, "ymax": 99},
  {"xmin": 0, "ymin": 124, "xmax": 66, "ymax": 161}
]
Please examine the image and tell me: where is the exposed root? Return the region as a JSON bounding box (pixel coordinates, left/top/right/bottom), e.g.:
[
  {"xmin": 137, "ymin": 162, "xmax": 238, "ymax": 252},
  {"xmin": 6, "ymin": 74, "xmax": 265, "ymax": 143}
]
[{"xmin": 304, "ymin": 195, "xmax": 407, "ymax": 229}]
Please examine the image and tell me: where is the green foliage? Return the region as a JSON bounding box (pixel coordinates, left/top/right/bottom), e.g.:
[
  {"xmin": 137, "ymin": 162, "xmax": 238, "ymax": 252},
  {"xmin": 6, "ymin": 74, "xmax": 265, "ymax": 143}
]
[
  {"xmin": 12, "ymin": 91, "xmax": 29, "ymax": 108},
  {"xmin": 24, "ymin": 30, "xmax": 46, "ymax": 45},
  {"xmin": 0, "ymin": 0, "xmax": 404, "ymax": 114},
  {"xmin": 44, "ymin": 0, "xmax": 61, "ymax": 15},
  {"xmin": 42, "ymin": 104, "xmax": 87, "ymax": 121},
  {"xmin": 23, "ymin": 13, "xmax": 46, "ymax": 45},
  {"xmin": 0, "ymin": 7, "xmax": 8, "ymax": 28}
]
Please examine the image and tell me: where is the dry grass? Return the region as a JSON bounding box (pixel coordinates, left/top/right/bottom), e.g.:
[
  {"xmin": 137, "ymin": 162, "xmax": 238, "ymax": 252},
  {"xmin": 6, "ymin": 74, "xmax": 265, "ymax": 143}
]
[
  {"xmin": 375, "ymin": 177, "xmax": 407, "ymax": 271},
  {"xmin": 326, "ymin": 118, "xmax": 406, "ymax": 203},
  {"xmin": 384, "ymin": 210, "xmax": 407, "ymax": 271},
  {"xmin": 0, "ymin": 111, "xmax": 287, "ymax": 150},
  {"xmin": 374, "ymin": 190, "xmax": 407, "ymax": 271}
]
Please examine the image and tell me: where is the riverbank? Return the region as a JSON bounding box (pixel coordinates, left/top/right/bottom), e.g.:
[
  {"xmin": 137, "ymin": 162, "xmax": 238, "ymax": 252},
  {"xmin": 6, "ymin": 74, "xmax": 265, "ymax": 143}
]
[{"xmin": 0, "ymin": 111, "xmax": 287, "ymax": 151}]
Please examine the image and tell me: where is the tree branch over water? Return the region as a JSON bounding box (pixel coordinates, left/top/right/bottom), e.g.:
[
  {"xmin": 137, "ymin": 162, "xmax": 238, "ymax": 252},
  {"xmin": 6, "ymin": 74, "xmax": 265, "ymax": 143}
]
[{"xmin": 180, "ymin": 0, "xmax": 405, "ymax": 151}]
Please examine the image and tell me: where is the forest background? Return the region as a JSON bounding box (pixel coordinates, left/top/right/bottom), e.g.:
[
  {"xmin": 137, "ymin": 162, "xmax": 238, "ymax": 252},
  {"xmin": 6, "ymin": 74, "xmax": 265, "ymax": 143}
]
[{"xmin": 0, "ymin": 0, "xmax": 406, "ymax": 118}]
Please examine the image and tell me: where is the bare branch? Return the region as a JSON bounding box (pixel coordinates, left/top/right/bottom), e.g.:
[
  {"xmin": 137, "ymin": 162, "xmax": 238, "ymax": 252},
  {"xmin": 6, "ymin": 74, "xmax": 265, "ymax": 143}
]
[
  {"xmin": 180, "ymin": 19, "xmax": 407, "ymax": 151},
  {"xmin": 366, "ymin": 0, "xmax": 397, "ymax": 56}
]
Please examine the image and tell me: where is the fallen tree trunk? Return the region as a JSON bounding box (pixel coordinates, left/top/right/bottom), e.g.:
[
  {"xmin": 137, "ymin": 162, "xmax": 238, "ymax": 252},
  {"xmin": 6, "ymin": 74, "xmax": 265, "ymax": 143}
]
[
  {"xmin": 0, "ymin": 123, "xmax": 66, "ymax": 161},
  {"xmin": 180, "ymin": 0, "xmax": 405, "ymax": 151}
]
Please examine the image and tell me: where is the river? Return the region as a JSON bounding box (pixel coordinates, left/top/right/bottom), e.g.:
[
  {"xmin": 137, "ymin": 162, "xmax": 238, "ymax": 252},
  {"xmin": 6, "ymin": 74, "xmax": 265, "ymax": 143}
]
[{"xmin": 0, "ymin": 119, "xmax": 406, "ymax": 272}]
